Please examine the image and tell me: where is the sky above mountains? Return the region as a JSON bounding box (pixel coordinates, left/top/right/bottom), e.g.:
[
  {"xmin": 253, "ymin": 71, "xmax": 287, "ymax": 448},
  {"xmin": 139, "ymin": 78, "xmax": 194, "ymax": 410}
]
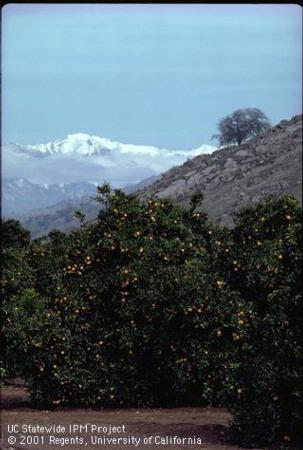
[{"xmin": 2, "ymin": 4, "xmax": 302, "ymax": 148}]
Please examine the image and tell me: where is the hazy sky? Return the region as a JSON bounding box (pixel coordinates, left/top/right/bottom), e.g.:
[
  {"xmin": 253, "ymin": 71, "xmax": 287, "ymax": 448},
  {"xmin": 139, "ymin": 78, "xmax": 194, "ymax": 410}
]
[{"xmin": 2, "ymin": 4, "xmax": 302, "ymax": 148}]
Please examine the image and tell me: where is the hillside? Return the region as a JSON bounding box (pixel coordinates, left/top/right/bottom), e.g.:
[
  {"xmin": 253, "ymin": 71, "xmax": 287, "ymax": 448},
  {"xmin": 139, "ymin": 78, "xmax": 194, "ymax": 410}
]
[{"xmin": 138, "ymin": 115, "xmax": 302, "ymax": 226}]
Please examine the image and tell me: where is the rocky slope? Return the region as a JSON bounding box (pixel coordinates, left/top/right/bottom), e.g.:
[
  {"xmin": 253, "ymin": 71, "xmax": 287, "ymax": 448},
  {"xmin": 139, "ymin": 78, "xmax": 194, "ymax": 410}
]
[{"xmin": 138, "ymin": 115, "xmax": 302, "ymax": 226}]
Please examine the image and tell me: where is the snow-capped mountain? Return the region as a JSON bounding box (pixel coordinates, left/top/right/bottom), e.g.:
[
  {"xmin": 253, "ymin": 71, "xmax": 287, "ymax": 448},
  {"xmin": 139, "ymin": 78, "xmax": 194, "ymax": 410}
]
[
  {"xmin": 7, "ymin": 133, "xmax": 215, "ymax": 159},
  {"xmin": 4, "ymin": 134, "xmax": 216, "ymax": 186},
  {"xmin": 2, "ymin": 133, "xmax": 216, "ymax": 215}
]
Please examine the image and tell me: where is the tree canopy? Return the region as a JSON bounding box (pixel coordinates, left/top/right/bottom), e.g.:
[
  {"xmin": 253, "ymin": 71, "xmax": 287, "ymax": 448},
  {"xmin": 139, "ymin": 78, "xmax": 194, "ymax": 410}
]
[
  {"xmin": 1, "ymin": 188, "xmax": 302, "ymax": 447},
  {"xmin": 212, "ymin": 108, "xmax": 271, "ymax": 146}
]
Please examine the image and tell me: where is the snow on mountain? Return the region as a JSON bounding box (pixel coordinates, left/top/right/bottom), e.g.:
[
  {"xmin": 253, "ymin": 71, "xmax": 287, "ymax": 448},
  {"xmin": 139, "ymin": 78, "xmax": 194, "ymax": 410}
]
[
  {"xmin": 4, "ymin": 134, "xmax": 216, "ymax": 185},
  {"xmin": 6, "ymin": 133, "xmax": 216, "ymax": 159},
  {"xmin": 2, "ymin": 134, "xmax": 217, "ymax": 215}
]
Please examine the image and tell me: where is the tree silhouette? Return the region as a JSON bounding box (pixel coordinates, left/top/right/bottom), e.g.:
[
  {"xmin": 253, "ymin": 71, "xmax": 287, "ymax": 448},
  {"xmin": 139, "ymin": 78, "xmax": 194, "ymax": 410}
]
[{"xmin": 212, "ymin": 108, "xmax": 271, "ymax": 146}]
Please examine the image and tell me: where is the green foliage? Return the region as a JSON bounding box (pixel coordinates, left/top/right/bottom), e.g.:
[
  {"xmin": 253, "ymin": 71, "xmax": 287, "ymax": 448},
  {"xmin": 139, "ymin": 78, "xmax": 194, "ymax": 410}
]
[
  {"xmin": 2, "ymin": 286, "xmax": 45, "ymax": 378},
  {"xmin": 189, "ymin": 191, "xmax": 204, "ymax": 213},
  {"xmin": 18, "ymin": 190, "xmax": 248, "ymax": 408},
  {"xmin": 1, "ymin": 191, "xmax": 302, "ymax": 448},
  {"xmin": 0, "ymin": 366, "xmax": 7, "ymax": 385},
  {"xmin": 27, "ymin": 231, "xmax": 70, "ymax": 296},
  {"xmin": 1, "ymin": 223, "xmax": 35, "ymax": 378},
  {"xmin": 212, "ymin": 108, "xmax": 271, "ymax": 146},
  {"xmin": 225, "ymin": 195, "xmax": 303, "ymax": 447},
  {"xmin": 1, "ymin": 219, "xmax": 31, "ymax": 249},
  {"xmin": 1, "ymin": 221, "xmax": 66, "ymax": 378}
]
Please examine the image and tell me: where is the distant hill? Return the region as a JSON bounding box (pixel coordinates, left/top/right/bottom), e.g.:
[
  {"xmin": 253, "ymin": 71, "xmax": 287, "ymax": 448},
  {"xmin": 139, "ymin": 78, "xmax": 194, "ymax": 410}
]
[
  {"xmin": 2, "ymin": 179, "xmax": 97, "ymax": 215},
  {"xmin": 138, "ymin": 115, "xmax": 302, "ymax": 226},
  {"xmin": 15, "ymin": 197, "xmax": 102, "ymax": 239},
  {"xmin": 12, "ymin": 176, "xmax": 159, "ymax": 239}
]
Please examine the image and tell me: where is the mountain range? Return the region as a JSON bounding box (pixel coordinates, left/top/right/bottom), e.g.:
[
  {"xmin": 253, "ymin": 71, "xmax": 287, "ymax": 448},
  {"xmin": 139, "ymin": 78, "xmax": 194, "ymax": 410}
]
[
  {"xmin": 3, "ymin": 133, "xmax": 215, "ymax": 187},
  {"xmin": 2, "ymin": 133, "xmax": 216, "ymax": 215},
  {"xmin": 7, "ymin": 133, "xmax": 215, "ymax": 160}
]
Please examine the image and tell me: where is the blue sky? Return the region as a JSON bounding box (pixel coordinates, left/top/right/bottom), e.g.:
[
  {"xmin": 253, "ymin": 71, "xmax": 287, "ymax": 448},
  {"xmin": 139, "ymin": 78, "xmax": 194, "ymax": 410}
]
[{"xmin": 2, "ymin": 4, "xmax": 302, "ymax": 148}]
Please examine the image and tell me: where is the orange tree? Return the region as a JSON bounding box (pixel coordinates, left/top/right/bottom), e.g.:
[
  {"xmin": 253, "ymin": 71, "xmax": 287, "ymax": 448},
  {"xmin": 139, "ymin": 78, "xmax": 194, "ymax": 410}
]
[
  {"xmin": 224, "ymin": 195, "xmax": 303, "ymax": 447},
  {"xmin": 20, "ymin": 186, "xmax": 249, "ymax": 408},
  {"xmin": 1, "ymin": 222, "xmax": 72, "ymax": 380},
  {"xmin": 2, "ymin": 190, "xmax": 302, "ymax": 448},
  {"xmin": 1, "ymin": 220, "xmax": 37, "ymax": 378}
]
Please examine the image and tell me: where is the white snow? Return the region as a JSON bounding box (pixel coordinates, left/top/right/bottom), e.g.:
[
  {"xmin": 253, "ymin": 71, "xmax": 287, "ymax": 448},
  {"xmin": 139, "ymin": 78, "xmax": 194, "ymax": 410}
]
[
  {"xmin": 4, "ymin": 134, "xmax": 217, "ymax": 186},
  {"xmin": 15, "ymin": 133, "xmax": 217, "ymax": 159}
]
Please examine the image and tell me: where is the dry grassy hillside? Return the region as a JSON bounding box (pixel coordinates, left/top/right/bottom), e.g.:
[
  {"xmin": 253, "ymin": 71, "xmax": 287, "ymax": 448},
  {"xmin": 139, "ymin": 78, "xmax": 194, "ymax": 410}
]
[{"xmin": 138, "ymin": 115, "xmax": 302, "ymax": 226}]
